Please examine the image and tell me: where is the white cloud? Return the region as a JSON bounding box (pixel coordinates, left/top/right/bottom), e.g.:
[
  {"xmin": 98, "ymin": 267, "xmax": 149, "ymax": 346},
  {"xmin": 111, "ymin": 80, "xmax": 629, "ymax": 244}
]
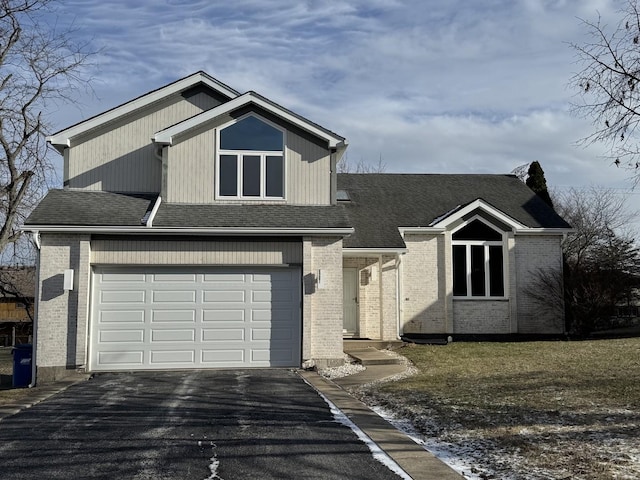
[{"xmin": 47, "ymin": 0, "xmax": 638, "ymax": 219}]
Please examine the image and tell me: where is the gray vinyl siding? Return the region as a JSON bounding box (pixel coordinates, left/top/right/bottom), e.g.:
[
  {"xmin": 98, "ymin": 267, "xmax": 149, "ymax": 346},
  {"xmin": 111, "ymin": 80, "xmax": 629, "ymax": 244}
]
[
  {"xmin": 66, "ymin": 91, "xmax": 223, "ymax": 193},
  {"xmin": 166, "ymin": 127, "xmax": 216, "ymax": 203},
  {"xmin": 165, "ymin": 119, "xmax": 331, "ymax": 205},
  {"xmin": 91, "ymin": 238, "xmax": 303, "ymax": 265},
  {"xmin": 286, "ymin": 130, "xmax": 330, "ymax": 205}
]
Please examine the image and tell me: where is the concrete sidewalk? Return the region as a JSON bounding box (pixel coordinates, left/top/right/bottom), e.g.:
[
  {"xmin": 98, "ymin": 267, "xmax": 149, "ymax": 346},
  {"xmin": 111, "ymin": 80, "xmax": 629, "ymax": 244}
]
[{"xmin": 300, "ymin": 355, "xmax": 464, "ymax": 480}]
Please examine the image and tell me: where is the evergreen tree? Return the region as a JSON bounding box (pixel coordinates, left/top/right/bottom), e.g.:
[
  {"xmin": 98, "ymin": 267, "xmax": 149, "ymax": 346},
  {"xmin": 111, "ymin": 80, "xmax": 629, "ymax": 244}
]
[{"xmin": 526, "ymin": 161, "xmax": 554, "ymax": 209}]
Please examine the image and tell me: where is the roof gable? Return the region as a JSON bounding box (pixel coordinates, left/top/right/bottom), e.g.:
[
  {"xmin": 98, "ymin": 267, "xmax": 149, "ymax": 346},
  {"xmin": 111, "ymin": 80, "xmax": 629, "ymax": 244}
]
[
  {"xmin": 153, "ymin": 91, "xmax": 347, "ymax": 149},
  {"xmin": 48, "ymin": 72, "xmax": 240, "ymax": 148},
  {"xmin": 337, "ymin": 174, "xmax": 572, "ymax": 249}
]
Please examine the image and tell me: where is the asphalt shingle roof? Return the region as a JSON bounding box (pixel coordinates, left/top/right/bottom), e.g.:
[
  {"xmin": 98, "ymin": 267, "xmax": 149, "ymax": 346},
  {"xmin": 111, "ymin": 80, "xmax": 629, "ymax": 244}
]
[
  {"xmin": 153, "ymin": 203, "xmax": 350, "ymax": 229},
  {"xmin": 337, "ymin": 174, "xmax": 571, "ymax": 249},
  {"xmin": 24, "ymin": 190, "xmax": 156, "ymax": 226},
  {"xmin": 25, "ymin": 175, "xmax": 570, "ymax": 250},
  {"xmin": 24, "ymin": 190, "xmax": 350, "ymax": 230}
]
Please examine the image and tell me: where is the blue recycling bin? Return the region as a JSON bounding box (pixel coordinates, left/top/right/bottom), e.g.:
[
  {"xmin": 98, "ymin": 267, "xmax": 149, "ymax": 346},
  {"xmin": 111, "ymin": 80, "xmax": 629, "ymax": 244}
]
[{"xmin": 12, "ymin": 344, "xmax": 32, "ymax": 388}]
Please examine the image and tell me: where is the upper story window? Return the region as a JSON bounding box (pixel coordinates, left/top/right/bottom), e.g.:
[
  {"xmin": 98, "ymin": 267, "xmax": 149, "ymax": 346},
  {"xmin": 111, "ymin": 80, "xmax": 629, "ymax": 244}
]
[
  {"xmin": 217, "ymin": 115, "xmax": 285, "ymax": 199},
  {"xmin": 452, "ymin": 219, "xmax": 505, "ymax": 298}
]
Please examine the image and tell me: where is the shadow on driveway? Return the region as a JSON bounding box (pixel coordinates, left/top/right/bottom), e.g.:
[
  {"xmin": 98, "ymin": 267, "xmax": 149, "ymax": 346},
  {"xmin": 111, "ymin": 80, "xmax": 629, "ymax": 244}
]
[{"xmin": 0, "ymin": 369, "xmax": 404, "ymax": 480}]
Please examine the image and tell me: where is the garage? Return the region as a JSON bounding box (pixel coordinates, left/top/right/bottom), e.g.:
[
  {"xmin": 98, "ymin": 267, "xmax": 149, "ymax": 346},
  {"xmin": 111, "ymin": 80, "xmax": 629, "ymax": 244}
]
[{"xmin": 89, "ymin": 266, "xmax": 301, "ymax": 371}]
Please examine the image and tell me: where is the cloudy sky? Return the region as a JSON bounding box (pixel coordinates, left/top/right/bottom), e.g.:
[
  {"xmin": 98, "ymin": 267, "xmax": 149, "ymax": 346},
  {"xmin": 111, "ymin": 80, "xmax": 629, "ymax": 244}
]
[{"xmin": 47, "ymin": 0, "xmax": 639, "ymax": 224}]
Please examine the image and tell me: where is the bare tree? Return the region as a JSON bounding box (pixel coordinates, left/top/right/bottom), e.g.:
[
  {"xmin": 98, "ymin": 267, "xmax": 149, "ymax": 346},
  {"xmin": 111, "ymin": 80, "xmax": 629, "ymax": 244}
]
[
  {"xmin": 0, "ymin": 0, "xmax": 92, "ymax": 263},
  {"xmin": 527, "ymin": 186, "xmax": 640, "ymax": 334},
  {"xmin": 555, "ymin": 186, "xmax": 637, "ymax": 270},
  {"xmin": 337, "ymin": 153, "xmax": 387, "ymax": 173},
  {"xmin": 571, "ymin": 1, "xmax": 640, "ymax": 179}
]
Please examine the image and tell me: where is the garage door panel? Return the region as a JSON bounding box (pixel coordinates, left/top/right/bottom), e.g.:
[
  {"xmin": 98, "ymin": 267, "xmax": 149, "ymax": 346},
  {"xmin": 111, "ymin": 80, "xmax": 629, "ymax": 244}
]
[
  {"xmin": 251, "ymin": 348, "xmax": 294, "ymax": 363},
  {"xmin": 201, "ymin": 349, "xmax": 245, "ymax": 363},
  {"xmin": 150, "ymin": 329, "xmax": 196, "ymax": 342},
  {"xmin": 251, "ymin": 327, "xmax": 293, "ymax": 341},
  {"xmin": 99, "ymin": 330, "xmax": 145, "ymax": 343},
  {"xmin": 201, "ymin": 328, "xmax": 245, "ymax": 341},
  {"xmin": 100, "ymin": 272, "xmax": 146, "ymax": 283},
  {"xmin": 151, "ymin": 309, "xmax": 196, "ymax": 323},
  {"xmin": 151, "ymin": 273, "xmax": 197, "ymax": 283},
  {"xmin": 202, "ymin": 290, "xmax": 245, "ymax": 303},
  {"xmin": 99, "ymin": 310, "xmax": 145, "ymax": 323},
  {"xmin": 91, "ymin": 266, "xmax": 300, "ymax": 371},
  {"xmin": 152, "ymin": 290, "xmax": 196, "ymax": 303},
  {"xmin": 202, "ymin": 309, "xmax": 245, "ymax": 322},
  {"xmin": 98, "ymin": 351, "xmax": 144, "ymax": 365},
  {"xmin": 101, "ymin": 290, "xmax": 146, "ymax": 303},
  {"xmin": 203, "ymin": 273, "xmax": 246, "ymax": 283},
  {"xmin": 150, "ymin": 350, "xmax": 195, "ymax": 364}
]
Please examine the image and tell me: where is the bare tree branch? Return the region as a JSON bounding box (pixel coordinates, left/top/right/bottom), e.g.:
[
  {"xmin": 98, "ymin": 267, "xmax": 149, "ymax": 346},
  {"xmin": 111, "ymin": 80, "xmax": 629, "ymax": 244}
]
[
  {"xmin": 570, "ymin": 1, "xmax": 640, "ymax": 178},
  {"xmin": 0, "ymin": 0, "xmax": 93, "ymax": 263}
]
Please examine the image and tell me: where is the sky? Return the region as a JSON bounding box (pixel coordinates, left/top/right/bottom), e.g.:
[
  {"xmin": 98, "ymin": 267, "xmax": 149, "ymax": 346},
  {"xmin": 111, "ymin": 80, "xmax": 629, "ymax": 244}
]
[{"xmin": 45, "ymin": 0, "xmax": 639, "ymax": 228}]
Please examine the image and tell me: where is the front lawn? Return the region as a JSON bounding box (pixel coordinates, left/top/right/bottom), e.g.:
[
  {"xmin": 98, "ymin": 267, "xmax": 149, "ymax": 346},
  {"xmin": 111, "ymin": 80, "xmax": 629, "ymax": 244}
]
[{"xmin": 360, "ymin": 339, "xmax": 640, "ymax": 480}]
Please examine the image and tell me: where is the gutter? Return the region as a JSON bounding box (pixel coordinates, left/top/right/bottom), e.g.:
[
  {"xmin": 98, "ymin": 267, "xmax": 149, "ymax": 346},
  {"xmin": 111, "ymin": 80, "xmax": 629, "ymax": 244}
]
[
  {"xmin": 343, "ymin": 247, "xmax": 407, "ymax": 256},
  {"xmin": 29, "ymin": 233, "xmax": 41, "ymax": 388},
  {"xmin": 145, "ymin": 196, "xmax": 162, "ymax": 227},
  {"xmin": 21, "ymin": 226, "xmax": 355, "ymax": 236}
]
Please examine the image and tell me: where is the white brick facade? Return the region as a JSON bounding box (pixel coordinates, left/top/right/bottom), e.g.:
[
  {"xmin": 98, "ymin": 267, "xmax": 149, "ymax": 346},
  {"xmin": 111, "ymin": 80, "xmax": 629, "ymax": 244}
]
[
  {"xmin": 369, "ymin": 231, "xmax": 566, "ymax": 337},
  {"xmin": 515, "ymin": 235, "xmax": 565, "ymax": 333},
  {"xmin": 36, "ymin": 233, "xmax": 90, "ymax": 380},
  {"xmin": 303, "ymin": 237, "xmax": 344, "ymax": 367}
]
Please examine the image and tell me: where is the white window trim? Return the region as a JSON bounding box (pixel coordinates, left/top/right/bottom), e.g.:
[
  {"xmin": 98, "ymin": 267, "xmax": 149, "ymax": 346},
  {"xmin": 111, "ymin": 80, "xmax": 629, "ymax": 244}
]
[
  {"xmin": 215, "ymin": 113, "xmax": 287, "ymax": 201},
  {"xmin": 451, "ymin": 215, "xmax": 509, "ymax": 300}
]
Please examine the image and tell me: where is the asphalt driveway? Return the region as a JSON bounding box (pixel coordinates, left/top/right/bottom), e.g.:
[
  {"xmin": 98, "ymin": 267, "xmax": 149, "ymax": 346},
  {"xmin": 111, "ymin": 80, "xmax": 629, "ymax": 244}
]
[{"xmin": 0, "ymin": 369, "xmax": 404, "ymax": 479}]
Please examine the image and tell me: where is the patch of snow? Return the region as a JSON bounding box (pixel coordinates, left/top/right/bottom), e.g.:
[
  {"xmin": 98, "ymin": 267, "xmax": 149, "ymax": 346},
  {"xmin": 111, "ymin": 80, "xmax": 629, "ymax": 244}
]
[
  {"xmin": 315, "ymin": 390, "xmax": 412, "ymax": 480},
  {"xmin": 319, "ymin": 354, "xmax": 366, "ymax": 379},
  {"xmin": 371, "ymin": 405, "xmax": 499, "ymax": 480},
  {"xmin": 203, "ymin": 442, "xmax": 223, "ymax": 480}
]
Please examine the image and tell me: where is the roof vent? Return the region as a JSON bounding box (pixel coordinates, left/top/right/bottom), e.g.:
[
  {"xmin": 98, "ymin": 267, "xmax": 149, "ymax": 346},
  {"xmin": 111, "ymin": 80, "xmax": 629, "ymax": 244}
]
[{"xmin": 336, "ymin": 189, "xmax": 350, "ymax": 201}]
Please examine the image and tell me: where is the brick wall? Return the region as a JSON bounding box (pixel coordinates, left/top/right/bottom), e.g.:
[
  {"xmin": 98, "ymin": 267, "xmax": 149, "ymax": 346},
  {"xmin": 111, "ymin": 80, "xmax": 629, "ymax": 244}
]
[
  {"xmin": 515, "ymin": 235, "xmax": 565, "ymax": 333},
  {"xmin": 401, "ymin": 234, "xmax": 447, "ymax": 334},
  {"xmin": 401, "ymin": 231, "xmax": 564, "ymax": 335},
  {"xmin": 36, "ymin": 233, "xmax": 90, "ymax": 378},
  {"xmin": 302, "ymin": 236, "xmax": 343, "ymax": 368},
  {"xmin": 452, "ymin": 300, "xmax": 511, "ymax": 333}
]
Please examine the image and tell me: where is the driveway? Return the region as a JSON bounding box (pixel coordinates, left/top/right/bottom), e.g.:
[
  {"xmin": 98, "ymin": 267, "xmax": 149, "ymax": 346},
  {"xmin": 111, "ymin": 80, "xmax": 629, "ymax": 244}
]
[{"xmin": 0, "ymin": 369, "xmax": 404, "ymax": 479}]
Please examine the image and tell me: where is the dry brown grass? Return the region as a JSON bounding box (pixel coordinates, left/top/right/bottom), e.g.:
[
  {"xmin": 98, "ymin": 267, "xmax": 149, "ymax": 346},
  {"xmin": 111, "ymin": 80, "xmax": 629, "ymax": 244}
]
[{"xmin": 363, "ymin": 339, "xmax": 640, "ymax": 480}]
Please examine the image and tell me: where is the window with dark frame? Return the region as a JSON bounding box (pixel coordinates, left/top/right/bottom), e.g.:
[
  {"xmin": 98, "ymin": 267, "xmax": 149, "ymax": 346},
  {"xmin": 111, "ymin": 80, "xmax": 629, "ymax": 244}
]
[
  {"xmin": 218, "ymin": 115, "xmax": 284, "ymax": 199},
  {"xmin": 452, "ymin": 220, "xmax": 505, "ymax": 298}
]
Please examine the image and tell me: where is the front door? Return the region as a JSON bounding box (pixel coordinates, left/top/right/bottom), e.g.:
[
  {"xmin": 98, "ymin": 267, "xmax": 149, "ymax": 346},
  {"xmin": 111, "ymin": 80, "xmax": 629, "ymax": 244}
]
[{"xmin": 343, "ymin": 268, "xmax": 359, "ymax": 336}]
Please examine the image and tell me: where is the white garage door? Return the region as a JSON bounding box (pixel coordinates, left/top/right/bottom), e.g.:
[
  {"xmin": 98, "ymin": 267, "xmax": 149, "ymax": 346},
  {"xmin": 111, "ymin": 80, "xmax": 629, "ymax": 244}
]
[{"xmin": 90, "ymin": 266, "xmax": 301, "ymax": 371}]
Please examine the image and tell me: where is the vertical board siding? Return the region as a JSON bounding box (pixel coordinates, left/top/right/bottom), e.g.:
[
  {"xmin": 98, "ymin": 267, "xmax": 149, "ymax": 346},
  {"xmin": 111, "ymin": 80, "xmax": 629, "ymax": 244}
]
[
  {"xmin": 166, "ymin": 119, "xmax": 331, "ymax": 205},
  {"xmin": 166, "ymin": 127, "xmax": 216, "ymax": 203},
  {"xmin": 286, "ymin": 130, "xmax": 330, "ymax": 205},
  {"xmin": 67, "ymin": 92, "xmax": 223, "ymax": 193},
  {"xmin": 91, "ymin": 239, "xmax": 302, "ymax": 265}
]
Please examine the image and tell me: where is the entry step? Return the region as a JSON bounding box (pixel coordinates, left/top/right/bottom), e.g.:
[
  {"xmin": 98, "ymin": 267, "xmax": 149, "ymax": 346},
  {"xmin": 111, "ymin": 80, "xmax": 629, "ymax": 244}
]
[{"xmin": 345, "ymin": 347, "xmax": 402, "ymax": 366}]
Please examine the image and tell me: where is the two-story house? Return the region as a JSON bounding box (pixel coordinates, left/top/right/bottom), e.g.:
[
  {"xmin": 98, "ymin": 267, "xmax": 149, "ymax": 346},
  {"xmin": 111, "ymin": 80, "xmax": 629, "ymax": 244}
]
[{"xmin": 24, "ymin": 72, "xmax": 571, "ymax": 381}]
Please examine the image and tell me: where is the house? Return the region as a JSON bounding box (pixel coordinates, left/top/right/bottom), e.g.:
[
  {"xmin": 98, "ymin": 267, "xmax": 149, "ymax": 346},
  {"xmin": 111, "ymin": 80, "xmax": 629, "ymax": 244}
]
[
  {"xmin": 23, "ymin": 72, "xmax": 571, "ymax": 381},
  {"xmin": 0, "ymin": 266, "xmax": 35, "ymax": 346}
]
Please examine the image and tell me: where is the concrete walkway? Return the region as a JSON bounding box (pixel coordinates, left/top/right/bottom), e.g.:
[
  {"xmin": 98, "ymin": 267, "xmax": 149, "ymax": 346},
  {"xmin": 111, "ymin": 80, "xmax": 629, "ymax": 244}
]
[
  {"xmin": 300, "ymin": 368, "xmax": 464, "ymax": 480},
  {"xmin": 300, "ymin": 346, "xmax": 464, "ymax": 480}
]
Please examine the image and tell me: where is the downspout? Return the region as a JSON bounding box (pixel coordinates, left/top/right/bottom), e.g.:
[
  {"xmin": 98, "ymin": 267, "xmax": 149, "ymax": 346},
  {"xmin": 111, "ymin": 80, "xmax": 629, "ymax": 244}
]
[
  {"xmin": 329, "ymin": 150, "xmax": 337, "ymax": 205},
  {"xmin": 396, "ymin": 253, "xmax": 403, "ymax": 340},
  {"xmin": 378, "ymin": 254, "xmax": 383, "ymax": 340},
  {"xmin": 145, "ymin": 196, "xmax": 162, "ymax": 228},
  {"xmin": 29, "ymin": 231, "xmax": 41, "ymax": 388}
]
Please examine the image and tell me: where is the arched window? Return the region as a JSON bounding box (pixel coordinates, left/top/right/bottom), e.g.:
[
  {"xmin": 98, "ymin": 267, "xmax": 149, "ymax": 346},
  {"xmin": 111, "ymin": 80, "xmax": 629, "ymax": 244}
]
[
  {"xmin": 452, "ymin": 219, "xmax": 505, "ymax": 297},
  {"xmin": 217, "ymin": 115, "xmax": 284, "ymax": 199}
]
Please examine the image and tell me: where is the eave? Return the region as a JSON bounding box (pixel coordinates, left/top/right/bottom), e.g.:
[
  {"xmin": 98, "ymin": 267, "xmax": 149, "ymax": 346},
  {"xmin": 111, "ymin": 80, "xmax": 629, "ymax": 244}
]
[
  {"xmin": 153, "ymin": 91, "xmax": 347, "ymax": 149},
  {"xmin": 21, "ymin": 225, "xmax": 354, "ymax": 237},
  {"xmin": 47, "ymin": 72, "xmax": 240, "ymax": 149}
]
